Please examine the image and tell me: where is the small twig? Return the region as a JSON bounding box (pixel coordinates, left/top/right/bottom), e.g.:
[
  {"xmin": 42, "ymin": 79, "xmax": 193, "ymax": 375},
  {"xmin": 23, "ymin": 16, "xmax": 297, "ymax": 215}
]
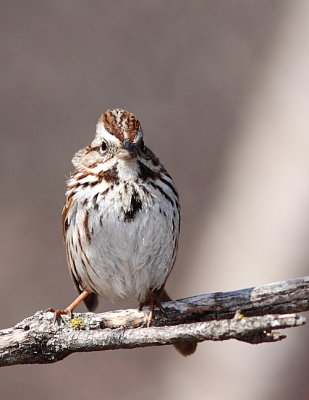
[{"xmin": 0, "ymin": 276, "xmax": 308, "ymax": 367}]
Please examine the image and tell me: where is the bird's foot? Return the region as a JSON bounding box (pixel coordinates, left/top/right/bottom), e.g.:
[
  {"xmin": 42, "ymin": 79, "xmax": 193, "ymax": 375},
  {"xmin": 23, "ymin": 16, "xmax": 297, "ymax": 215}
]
[
  {"xmin": 45, "ymin": 307, "xmax": 72, "ymax": 322},
  {"xmin": 139, "ymin": 289, "xmax": 167, "ymax": 327}
]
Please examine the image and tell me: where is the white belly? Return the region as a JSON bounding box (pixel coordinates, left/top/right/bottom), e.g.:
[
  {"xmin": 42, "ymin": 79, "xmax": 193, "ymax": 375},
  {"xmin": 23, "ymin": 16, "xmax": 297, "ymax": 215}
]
[{"xmin": 66, "ymin": 182, "xmax": 179, "ymax": 303}]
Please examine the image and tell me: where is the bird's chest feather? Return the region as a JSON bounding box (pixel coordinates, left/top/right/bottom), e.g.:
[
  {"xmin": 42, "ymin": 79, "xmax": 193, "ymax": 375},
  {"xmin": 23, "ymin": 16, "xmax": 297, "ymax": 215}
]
[
  {"xmin": 66, "ymin": 178, "xmax": 179, "ymax": 301},
  {"xmin": 88, "ymin": 181, "xmax": 174, "ymax": 249}
]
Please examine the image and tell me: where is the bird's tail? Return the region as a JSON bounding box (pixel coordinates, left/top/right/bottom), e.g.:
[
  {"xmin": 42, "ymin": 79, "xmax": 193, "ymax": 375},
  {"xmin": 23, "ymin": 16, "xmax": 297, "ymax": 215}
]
[{"xmin": 160, "ymin": 289, "xmax": 197, "ymax": 356}]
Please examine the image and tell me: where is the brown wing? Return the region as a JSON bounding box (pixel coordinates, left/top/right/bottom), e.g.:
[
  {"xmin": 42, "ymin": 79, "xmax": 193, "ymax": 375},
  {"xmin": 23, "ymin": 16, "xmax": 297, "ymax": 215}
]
[{"xmin": 62, "ymin": 196, "xmax": 98, "ymax": 311}]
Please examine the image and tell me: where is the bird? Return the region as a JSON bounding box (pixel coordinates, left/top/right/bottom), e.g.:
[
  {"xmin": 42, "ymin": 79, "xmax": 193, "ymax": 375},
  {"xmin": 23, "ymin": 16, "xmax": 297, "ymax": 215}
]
[{"xmin": 58, "ymin": 108, "xmax": 197, "ymax": 356}]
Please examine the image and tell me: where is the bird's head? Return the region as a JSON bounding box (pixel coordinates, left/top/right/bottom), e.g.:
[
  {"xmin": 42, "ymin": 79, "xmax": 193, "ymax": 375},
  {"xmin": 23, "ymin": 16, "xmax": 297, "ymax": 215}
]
[{"xmin": 72, "ymin": 108, "xmax": 152, "ymax": 176}]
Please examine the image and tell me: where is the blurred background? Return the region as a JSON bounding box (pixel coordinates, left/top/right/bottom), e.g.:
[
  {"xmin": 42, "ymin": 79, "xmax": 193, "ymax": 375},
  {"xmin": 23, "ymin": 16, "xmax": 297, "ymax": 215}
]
[{"xmin": 0, "ymin": 0, "xmax": 308, "ymax": 399}]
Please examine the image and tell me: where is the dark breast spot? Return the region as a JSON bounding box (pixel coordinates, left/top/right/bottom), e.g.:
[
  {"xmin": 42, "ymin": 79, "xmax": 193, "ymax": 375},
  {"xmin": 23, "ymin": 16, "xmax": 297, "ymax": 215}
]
[{"xmin": 123, "ymin": 189, "xmax": 143, "ymax": 222}]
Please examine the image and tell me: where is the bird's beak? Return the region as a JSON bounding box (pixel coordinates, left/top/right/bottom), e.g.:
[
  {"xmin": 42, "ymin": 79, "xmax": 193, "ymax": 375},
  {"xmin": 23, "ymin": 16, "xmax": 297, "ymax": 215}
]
[{"xmin": 117, "ymin": 141, "xmax": 137, "ymax": 161}]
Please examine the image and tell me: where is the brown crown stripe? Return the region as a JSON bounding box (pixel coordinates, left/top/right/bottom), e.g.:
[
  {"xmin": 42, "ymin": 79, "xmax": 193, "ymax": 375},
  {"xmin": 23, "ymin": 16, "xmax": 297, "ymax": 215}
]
[
  {"xmin": 126, "ymin": 112, "xmax": 141, "ymax": 142},
  {"xmin": 99, "ymin": 109, "xmax": 140, "ymax": 142}
]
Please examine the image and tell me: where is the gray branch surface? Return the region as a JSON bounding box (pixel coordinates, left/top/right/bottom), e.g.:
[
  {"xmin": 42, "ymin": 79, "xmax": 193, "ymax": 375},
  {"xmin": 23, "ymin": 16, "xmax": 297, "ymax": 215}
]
[{"xmin": 1, "ymin": 276, "xmax": 308, "ymax": 367}]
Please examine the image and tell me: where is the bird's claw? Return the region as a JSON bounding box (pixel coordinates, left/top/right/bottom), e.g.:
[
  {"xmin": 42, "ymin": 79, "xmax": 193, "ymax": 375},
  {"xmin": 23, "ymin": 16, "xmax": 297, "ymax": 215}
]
[{"xmin": 44, "ymin": 307, "xmax": 72, "ymax": 323}]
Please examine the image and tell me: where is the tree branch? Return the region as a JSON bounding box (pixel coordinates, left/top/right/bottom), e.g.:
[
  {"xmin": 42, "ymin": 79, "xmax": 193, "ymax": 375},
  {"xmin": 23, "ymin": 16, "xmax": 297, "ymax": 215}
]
[{"xmin": 1, "ymin": 276, "xmax": 308, "ymax": 367}]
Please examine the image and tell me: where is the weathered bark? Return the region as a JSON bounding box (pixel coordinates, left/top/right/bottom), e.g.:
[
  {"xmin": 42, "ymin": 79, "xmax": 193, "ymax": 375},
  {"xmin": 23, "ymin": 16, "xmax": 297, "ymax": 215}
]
[{"xmin": 0, "ymin": 276, "xmax": 308, "ymax": 367}]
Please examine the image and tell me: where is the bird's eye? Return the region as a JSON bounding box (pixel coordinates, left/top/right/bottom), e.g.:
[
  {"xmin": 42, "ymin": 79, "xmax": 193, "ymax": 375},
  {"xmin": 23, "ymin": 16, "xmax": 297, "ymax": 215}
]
[{"xmin": 101, "ymin": 141, "xmax": 108, "ymax": 152}]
